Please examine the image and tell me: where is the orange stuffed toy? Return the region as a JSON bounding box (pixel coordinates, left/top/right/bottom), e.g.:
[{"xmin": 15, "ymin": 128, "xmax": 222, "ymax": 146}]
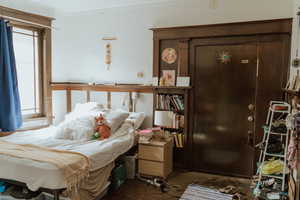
[{"xmin": 93, "ymin": 114, "xmax": 111, "ymax": 140}]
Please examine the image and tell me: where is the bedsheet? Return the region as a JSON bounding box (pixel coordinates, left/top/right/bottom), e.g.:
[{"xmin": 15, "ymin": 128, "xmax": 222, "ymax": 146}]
[{"xmin": 0, "ymin": 122, "xmax": 135, "ymax": 191}]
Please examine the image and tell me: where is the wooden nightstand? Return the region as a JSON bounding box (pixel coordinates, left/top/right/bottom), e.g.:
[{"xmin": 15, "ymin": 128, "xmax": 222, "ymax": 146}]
[{"xmin": 138, "ymin": 138, "xmax": 173, "ymax": 179}]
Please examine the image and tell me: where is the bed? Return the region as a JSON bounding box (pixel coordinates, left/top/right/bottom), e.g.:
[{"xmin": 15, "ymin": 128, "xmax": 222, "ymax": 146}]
[{"xmin": 0, "ymin": 103, "xmax": 145, "ymax": 200}]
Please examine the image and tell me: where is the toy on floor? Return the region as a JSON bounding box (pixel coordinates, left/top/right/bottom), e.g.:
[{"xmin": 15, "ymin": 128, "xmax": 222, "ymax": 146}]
[
  {"xmin": 92, "ymin": 114, "xmax": 111, "ymax": 140},
  {"xmin": 136, "ymin": 174, "xmax": 167, "ymax": 193}
]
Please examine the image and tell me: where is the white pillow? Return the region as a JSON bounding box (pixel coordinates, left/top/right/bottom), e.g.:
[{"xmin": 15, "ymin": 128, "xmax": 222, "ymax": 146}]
[
  {"xmin": 54, "ymin": 113, "xmax": 96, "ymax": 140},
  {"xmin": 74, "ymin": 102, "xmax": 104, "ymax": 112},
  {"xmin": 65, "ymin": 102, "xmax": 104, "ymax": 121},
  {"xmin": 104, "ymin": 110, "xmax": 129, "ymax": 133},
  {"xmin": 55, "ymin": 109, "xmax": 129, "ymax": 140},
  {"xmin": 125, "ymin": 112, "xmax": 145, "ymax": 129},
  {"xmin": 55, "ymin": 102, "xmax": 104, "ymax": 140}
]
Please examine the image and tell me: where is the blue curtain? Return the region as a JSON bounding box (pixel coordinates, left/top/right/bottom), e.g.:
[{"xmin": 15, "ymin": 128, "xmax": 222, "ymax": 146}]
[{"xmin": 0, "ymin": 20, "xmax": 22, "ymax": 132}]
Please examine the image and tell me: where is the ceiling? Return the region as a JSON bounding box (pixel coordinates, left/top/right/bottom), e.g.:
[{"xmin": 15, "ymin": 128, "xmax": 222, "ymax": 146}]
[{"xmin": 30, "ymin": 0, "xmax": 174, "ymax": 13}]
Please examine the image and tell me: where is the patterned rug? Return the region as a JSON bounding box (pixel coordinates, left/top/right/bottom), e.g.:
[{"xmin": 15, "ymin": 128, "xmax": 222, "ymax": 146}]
[{"xmin": 180, "ymin": 184, "xmax": 233, "ymax": 200}]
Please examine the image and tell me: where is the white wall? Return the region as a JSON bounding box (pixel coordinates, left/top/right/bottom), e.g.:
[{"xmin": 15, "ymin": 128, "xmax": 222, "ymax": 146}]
[
  {"xmin": 51, "ymin": 0, "xmax": 293, "ymax": 126},
  {"xmin": 0, "ymin": 0, "xmax": 55, "ymax": 17},
  {"xmin": 52, "ymin": 0, "xmax": 293, "ymax": 82},
  {"xmin": 0, "ymin": 0, "xmax": 294, "ymax": 127}
]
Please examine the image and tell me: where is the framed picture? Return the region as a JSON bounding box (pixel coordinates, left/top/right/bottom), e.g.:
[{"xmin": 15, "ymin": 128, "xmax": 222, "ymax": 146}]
[
  {"xmin": 161, "ymin": 48, "xmax": 177, "ymax": 64},
  {"xmin": 176, "ymin": 76, "xmax": 190, "ymax": 87},
  {"xmin": 160, "ymin": 70, "xmax": 176, "ymax": 86},
  {"xmin": 152, "ymin": 77, "xmax": 159, "ymax": 86}
]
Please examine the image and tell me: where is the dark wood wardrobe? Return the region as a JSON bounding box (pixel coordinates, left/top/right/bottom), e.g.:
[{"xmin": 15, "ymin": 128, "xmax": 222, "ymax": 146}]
[{"xmin": 151, "ymin": 18, "xmax": 292, "ymax": 178}]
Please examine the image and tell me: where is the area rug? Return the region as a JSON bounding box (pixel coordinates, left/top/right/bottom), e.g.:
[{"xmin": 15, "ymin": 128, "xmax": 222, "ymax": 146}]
[{"xmin": 179, "ymin": 184, "xmax": 233, "ymax": 200}]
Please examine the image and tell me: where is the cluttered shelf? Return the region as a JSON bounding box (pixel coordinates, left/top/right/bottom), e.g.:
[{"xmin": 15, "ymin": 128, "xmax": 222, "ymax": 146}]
[
  {"xmin": 153, "ymin": 89, "xmax": 189, "ymax": 169},
  {"xmin": 251, "ymin": 101, "xmax": 295, "ymax": 199},
  {"xmin": 51, "ymin": 82, "xmax": 154, "ymax": 93},
  {"xmin": 155, "ymin": 109, "xmax": 184, "ymax": 115},
  {"xmin": 51, "ymin": 82, "xmax": 191, "ymax": 94},
  {"xmin": 153, "ymin": 86, "xmax": 192, "ymax": 90},
  {"xmin": 155, "ymin": 94, "xmax": 185, "ymax": 111},
  {"xmin": 154, "ymin": 94, "xmax": 185, "ymax": 131}
]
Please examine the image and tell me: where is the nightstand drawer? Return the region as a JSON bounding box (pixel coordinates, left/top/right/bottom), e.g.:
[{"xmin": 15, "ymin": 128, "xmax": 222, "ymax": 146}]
[
  {"xmin": 138, "ymin": 144, "xmax": 164, "ymax": 162},
  {"xmin": 138, "ymin": 160, "xmax": 164, "ymax": 177}
]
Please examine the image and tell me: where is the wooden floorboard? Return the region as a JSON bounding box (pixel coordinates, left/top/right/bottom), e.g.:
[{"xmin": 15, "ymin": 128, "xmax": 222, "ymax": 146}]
[{"xmin": 103, "ymin": 170, "xmax": 252, "ymax": 200}]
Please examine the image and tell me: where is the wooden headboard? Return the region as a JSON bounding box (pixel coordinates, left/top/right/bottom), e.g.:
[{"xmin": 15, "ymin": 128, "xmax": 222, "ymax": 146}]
[
  {"xmin": 50, "ymin": 82, "xmax": 154, "ymax": 114},
  {"xmin": 0, "ymin": 83, "xmax": 154, "ymax": 136}
]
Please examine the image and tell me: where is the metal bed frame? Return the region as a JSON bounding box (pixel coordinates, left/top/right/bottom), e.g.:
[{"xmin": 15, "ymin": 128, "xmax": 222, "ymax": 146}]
[
  {"xmin": 0, "ymin": 83, "xmax": 155, "ymax": 200},
  {"xmin": 0, "ymin": 178, "xmax": 64, "ymax": 200}
]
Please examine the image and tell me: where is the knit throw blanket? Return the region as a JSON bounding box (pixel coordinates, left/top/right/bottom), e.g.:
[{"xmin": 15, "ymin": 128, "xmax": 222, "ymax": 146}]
[{"xmin": 0, "ymin": 140, "xmax": 91, "ymax": 193}]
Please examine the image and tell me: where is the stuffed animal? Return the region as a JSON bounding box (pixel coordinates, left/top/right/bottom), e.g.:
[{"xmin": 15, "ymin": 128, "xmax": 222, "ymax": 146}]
[{"xmin": 93, "ymin": 114, "xmax": 111, "ymax": 140}]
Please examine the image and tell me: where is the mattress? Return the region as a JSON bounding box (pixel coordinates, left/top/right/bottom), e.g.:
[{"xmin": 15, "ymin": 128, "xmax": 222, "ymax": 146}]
[{"xmin": 0, "ymin": 122, "xmax": 135, "ymax": 191}]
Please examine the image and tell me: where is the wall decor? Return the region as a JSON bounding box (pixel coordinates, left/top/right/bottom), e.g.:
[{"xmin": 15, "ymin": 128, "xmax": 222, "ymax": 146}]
[
  {"xmin": 153, "ymin": 77, "xmax": 159, "ymax": 86},
  {"xmin": 176, "ymin": 77, "xmax": 190, "ymax": 87},
  {"xmin": 162, "ymin": 48, "xmax": 177, "ymax": 64},
  {"xmin": 159, "ymin": 76, "xmax": 167, "ymax": 86},
  {"xmin": 218, "ymin": 51, "xmax": 231, "ymax": 64},
  {"xmin": 102, "ymin": 37, "xmax": 117, "ymax": 70},
  {"xmin": 161, "ymin": 70, "xmax": 176, "ymax": 86}
]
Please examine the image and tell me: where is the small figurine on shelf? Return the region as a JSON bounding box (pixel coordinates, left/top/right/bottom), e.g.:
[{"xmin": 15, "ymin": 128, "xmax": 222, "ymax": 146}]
[
  {"xmin": 92, "ymin": 114, "xmax": 111, "ymax": 140},
  {"xmin": 159, "ymin": 77, "xmax": 167, "ymax": 86}
]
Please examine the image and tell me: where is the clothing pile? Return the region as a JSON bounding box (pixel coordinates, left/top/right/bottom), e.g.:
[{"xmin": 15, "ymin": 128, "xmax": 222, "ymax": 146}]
[
  {"xmin": 271, "ymin": 120, "xmax": 288, "ymax": 133},
  {"xmin": 286, "ymin": 112, "xmax": 300, "ymax": 169},
  {"xmin": 257, "ymin": 124, "xmax": 285, "ymax": 155}
]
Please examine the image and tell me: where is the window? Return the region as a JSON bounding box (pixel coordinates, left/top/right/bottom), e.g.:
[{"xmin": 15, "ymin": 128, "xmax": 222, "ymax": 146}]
[
  {"xmin": 0, "ymin": 6, "xmax": 53, "ymax": 127},
  {"xmin": 13, "ymin": 27, "xmax": 43, "ymax": 118}
]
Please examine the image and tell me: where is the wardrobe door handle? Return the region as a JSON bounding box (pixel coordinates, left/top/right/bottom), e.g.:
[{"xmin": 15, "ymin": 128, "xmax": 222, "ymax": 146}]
[
  {"xmin": 248, "ymin": 104, "xmax": 255, "ymax": 111},
  {"xmin": 247, "ymin": 116, "xmax": 254, "ymax": 122}
]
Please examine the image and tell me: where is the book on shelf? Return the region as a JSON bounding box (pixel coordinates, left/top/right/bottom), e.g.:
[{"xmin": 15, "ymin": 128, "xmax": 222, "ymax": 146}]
[
  {"xmin": 155, "ymin": 110, "xmax": 184, "ymax": 129},
  {"xmin": 172, "ymin": 132, "xmax": 184, "ymax": 148},
  {"xmin": 172, "ymin": 113, "xmax": 184, "ymax": 129},
  {"xmin": 156, "ymin": 94, "xmax": 184, "ymax": 111}
]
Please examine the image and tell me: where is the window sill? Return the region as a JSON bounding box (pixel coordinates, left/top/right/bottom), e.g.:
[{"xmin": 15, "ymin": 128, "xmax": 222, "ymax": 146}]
[
  {"xmin": 0, "ymin": 117, "xmax": 50, "ymax": 136},
  {"xmin": 19, "ymin": 117, "xmax": 50, "ymax": 131}
]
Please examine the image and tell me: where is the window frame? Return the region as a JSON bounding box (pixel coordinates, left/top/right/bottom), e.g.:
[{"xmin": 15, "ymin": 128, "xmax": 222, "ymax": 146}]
[
  {"xmin": 12, "ymin": 25, "xmax": 45, "ymax": 120},
  {"xmin": 0, "ymin": 5, "xmax": 54, "ymax": 126}
]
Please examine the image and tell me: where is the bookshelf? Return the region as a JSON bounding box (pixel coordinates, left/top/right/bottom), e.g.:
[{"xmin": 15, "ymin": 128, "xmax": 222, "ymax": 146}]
[{"xmin": 153, "ymin": 87, "xmax": 191, "ymax": 168}]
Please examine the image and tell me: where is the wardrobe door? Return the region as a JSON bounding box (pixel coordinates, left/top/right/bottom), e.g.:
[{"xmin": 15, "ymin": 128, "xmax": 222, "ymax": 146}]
[
  {"xmin": 254, "ymin": 34, "xmax": 290, "ymax": 161},
  {"xmin": 190, "ymin": 37, "xmax": 258, "ymax": 177}
]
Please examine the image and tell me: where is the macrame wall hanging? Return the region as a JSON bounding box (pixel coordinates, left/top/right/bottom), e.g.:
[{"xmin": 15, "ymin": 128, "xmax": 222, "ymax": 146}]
[{"xmin": 102, "ymin": 37, "xmax": 117, "ymax": 70}]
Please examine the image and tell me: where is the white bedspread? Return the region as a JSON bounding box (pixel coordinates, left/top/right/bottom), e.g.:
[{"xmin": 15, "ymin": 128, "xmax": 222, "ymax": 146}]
[{"xmin": 0, "ymin": 123, "xmax": 135, "ymax": 191}]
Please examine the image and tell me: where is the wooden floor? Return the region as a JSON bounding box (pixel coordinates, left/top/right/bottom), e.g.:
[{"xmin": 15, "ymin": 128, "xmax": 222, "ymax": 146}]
[{"xmin": 103, "ymin": 170, "xmax": 252, "ymax": 200}]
